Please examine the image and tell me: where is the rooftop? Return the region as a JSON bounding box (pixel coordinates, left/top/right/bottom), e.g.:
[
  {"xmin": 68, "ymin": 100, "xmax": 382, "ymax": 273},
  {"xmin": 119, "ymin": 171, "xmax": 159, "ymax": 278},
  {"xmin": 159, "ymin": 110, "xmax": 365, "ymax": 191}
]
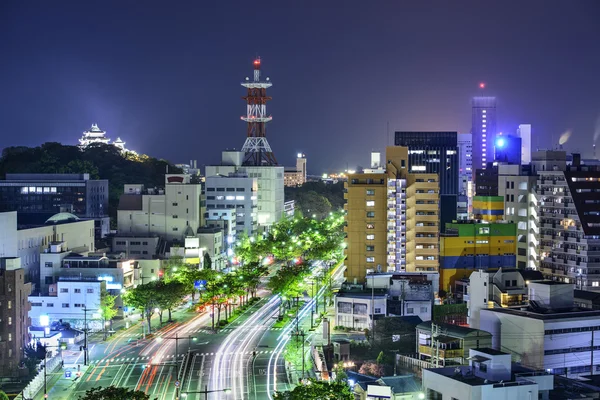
[
  {"xmin": 481, "ymin": 305, "xmax": 600, "ymax": 320},
  {"xmin": 45, "ymin": 212, "xmax": 80, "ymax": 224},
  {"xmin": 574, "ymin": 289, "xmax": 600, "ymax": 302},
  {"xmin": 426, "ymin": 364, "xmax": 544, "ymax": 387},
  {"xmin": 473, "ymin": 347, "xmax": 508, "ymax": 356},
  {"xmin": 417, "ymin": 322, "xmax": 492, "ymax": 338},
  {"xmin": 375, "ymin": 375, "xmax": 421, "ymax": 394}
]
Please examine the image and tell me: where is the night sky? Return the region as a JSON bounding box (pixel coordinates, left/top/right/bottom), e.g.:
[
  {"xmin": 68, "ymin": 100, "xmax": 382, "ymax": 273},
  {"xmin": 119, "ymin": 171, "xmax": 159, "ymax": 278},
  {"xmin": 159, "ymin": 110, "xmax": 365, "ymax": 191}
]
[{"xmin": 2, "ymin": 1, "xmax": 600, "ymax": 173}]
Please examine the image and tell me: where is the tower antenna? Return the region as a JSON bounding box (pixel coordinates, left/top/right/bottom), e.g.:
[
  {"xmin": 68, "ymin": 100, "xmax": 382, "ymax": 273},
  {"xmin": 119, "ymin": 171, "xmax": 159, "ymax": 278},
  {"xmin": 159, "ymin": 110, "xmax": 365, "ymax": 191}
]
[{"xmin": 240, "ymin": 57, "xmax": 277, "ymax": 166}]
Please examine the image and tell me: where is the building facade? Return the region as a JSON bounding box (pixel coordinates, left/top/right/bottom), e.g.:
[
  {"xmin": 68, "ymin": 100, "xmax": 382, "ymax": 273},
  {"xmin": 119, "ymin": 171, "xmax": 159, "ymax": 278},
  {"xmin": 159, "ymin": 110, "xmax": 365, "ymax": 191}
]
[
  {"xmin": 0, "ymin": 211, "xmax": 95, "ymax": 289},
  {"xmin": 439, "ymin": 221, "xmax": 517, "ymax": 291},
  {"xmin": 117, "ymin": 174, "xmax": 205, "ymax": 242},
  {"xmin": 474, "ymin": 163, "xmax": 499, "ymax": 196},
  {"xmin": 284, "ymin": 153, "xmax": 307, "ymax": 187},
  {"xmin": 536, "ymin": 162, "xmax": 600, "ymax": 289},
  {"xmin": 0, "ymin": 173, "xmax": 108, "ymax": 218},
  {"xmin": 204, "ymin": 173, "xmax": 257, "ymax": 236},
  {"xmin": 472, "ymin": 195, "xmax": 504, "ymax": 222},
  {"xmin": 471, "ymin": 97, "xmax": 497, "ymax": 172},
  {"xmin": 205, "ymin": 151, "xmax": 284, "ymax": 228},
  {"xmin": 0, "ymin": 257, "xmax": 32, "ymax": 377},
  {"xmin": 111, "ymin": 235, "xmax": 163, "ymax": 260},
  {"xmin": 457, "ymin": 133, "xmax": 473, "ymax": 197},
  {"xmin": 517, "ymin": 124, "xmax": 532, "ymax": 165},
  {"xmin": 498, "ymin": 164, "xmax": 539, "ymax": 269},
  {"xmin": 344, "ymin": 147, "xmax": 440, "ymax": 283}
]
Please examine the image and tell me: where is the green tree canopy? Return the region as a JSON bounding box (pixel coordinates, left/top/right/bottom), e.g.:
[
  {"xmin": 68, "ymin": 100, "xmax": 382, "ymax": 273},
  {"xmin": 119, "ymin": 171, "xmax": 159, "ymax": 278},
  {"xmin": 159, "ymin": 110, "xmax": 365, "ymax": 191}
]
[
  {"xmin": 273, "ymin": 379, "xmax": 353, "ymax": 400},
  {"xmin": 78, "ymin": 387, "xmax": 154, "ymax": 400},
  {"xmin": 99, "ymin": 289, "xmax": 118, "ymax": 340},
  {"xmin": 203, "ymin": 252, "xmax": 212, "ymax": 270},
  {"xmin": 123, "ymin": 283, "xmax": 158, "ymax": 333},
  {"xmin": 0, "ymin": 390, "xmax": 10, "ymax": 400}
]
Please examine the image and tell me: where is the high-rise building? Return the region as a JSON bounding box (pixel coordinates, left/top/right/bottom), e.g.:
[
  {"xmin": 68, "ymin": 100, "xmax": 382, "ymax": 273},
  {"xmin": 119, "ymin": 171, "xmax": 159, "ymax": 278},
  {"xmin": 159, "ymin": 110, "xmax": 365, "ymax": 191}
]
[
  {"xmin": 498, "ymin": 164, "xmax": 539, "ymax": 270},
  {"xmin": 536, "ymin": 154, "xmax": 600, "ymax": 289},
  {"xmin": 474, "ymin": 163, "xmax": 499, "ymax": 196},
  {"xmin": 494, "ymin": 134, "xmax": 522, "ymax": 165},
  {"xmin": 516, "ymin": 124, "xmax": 532, "ymax": 165},
  {"xmin": 471, "ymin": 97, "xmax": 497, "ymax": 172},
  {"xmin": 394, "ymin": 131, "xmax": 458, "ymax": 231},
  {"xmin": 0, "ymin": 257, "xmax": 32, "ymax": 377},
  {"xmin": 457, "ymin": 133, "xmax": 473, "ymax": 196},
  {"xmin": 344, "ymin": 146, "xmax": 440, "ymax": 283},
  {"xmin": 284, "ymin": 153, "xmax": 307, "ymax": 187}
]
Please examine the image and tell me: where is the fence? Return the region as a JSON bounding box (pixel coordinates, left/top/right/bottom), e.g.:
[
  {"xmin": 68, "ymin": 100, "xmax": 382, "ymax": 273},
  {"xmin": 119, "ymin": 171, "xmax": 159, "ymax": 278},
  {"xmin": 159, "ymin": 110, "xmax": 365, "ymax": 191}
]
[
  {"xmin": 21, "ymin": 356, "xmax": 62, "ymax": 399},
  {"xmin": 397, "ymin": 354, "xmax": 431, "ymax": 370}
]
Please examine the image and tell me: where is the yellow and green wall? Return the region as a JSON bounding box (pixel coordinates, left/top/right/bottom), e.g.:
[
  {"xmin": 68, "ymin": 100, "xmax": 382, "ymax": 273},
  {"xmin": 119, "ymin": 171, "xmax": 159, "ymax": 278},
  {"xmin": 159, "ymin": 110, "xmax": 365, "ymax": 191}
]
[{"xmin": 472, "ymin": 196, "xmax": 504, "ymax": 222}]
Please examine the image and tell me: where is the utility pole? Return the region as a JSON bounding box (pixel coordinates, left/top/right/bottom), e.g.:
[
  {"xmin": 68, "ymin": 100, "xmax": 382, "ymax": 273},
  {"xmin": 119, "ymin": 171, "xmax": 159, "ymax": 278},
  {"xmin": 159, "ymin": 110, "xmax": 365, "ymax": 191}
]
[
  {"xmin": 431, "ymin": 323, "xmax": 441, "ymax": 368},
  {"xmin": 592, "ymin": 326, "xmax": 595, "ymax": 376},
  {"xmin": 82, "ymin": 308, "xmax": 95, "ymax": 366}
]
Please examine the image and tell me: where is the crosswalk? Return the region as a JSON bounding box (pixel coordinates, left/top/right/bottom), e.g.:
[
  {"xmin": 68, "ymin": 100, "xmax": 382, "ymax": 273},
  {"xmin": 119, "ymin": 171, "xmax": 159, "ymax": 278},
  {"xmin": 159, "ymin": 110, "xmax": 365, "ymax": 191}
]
[
  {"xmin": 181, "ymin": 326, "xmax": 287, "ymax": 335},
  {"xmin": 89, "ymin": 350, "xmax": 276, "ymax": 364}
]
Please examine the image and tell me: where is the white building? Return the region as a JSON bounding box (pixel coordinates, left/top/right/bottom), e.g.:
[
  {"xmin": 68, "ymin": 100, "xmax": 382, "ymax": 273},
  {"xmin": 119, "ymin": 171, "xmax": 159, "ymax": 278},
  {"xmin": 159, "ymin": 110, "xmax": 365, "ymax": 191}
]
[
  {"xmin": 0, "ymin": 211, "xmax": 95, "ymax": 290},
  {"xmin": 204, "ymin": 172, "xmax": 257, "ymax": 236},
  {"xmin": 117, "ymin": 174, "xmax": 204, "ymax": 242},
  {"xmin": 422, "ymin": 348, "xmax": 554, "ymax": 400},
  {"xmin": 205, "ymin": 150, "xmax": 284, "ymax": 229},
  {"xmin": 467, "ymin": 268, "xmax": 543, "ymax": 329},
  {"xmin": 284, "ymin": 153, "xmax": 307, "ymax": 187},
  {"xmin": 335, "ymin": 290, "xmax": 388, "ymax": 330},
  {"xmin": 458, "ymin": 133, "xmax": 473, "ymax": 197},
  {"xmin": 517, "ymin": 124, "xmax": 532, "ymax": 165},
  {"xmin": 498, "ymin": 164, "xmax": 539, "ymax": 270},
  {"xmin": 197, "ymin": 227, "xmax": 225, "ymax": 270},
  {"xmin": 205, "ymin": 209, "xmax": 237, "ymax": 257},
  {"xmin": 480, "ymin": 281, "xmax": 600, "ymax": 377},
  {"xmin": 28, "ymin": 279, "xmax": 106, "ymax": 330}
]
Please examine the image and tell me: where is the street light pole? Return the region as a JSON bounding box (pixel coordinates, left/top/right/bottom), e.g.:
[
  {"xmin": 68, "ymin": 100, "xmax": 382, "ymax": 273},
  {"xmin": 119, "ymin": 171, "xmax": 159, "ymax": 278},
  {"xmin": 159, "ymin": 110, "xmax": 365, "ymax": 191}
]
[{"xmin": 180, "ymin": 386, "xmax": 231, "ymax": 400}]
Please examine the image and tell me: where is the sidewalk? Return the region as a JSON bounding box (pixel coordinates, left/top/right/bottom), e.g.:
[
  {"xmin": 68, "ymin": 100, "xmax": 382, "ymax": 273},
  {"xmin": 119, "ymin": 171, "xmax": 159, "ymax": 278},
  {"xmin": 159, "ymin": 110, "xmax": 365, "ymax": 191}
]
[{"xmin": 32, "ymin": 365, "xmax": 90, "ymax": 400}]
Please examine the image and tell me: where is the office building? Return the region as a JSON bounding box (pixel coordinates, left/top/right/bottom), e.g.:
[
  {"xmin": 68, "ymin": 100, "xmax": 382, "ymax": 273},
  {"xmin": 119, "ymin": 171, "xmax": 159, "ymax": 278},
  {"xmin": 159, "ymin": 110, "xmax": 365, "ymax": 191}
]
[
  {"xmin": 472, "ymin": 195, "xmax": 504, "ymax": 222},
  {"xmin": 197, "ymin": 227, "xmax": 225, "ymax": 270},
  {"xmin": 204, "ymin": 172, "xmax": 258, "ymax": 236},
  {"xmin": 536, "ymin": 156, "xmax": 600, "ymax": 289},
  {"xmin": 284, "ymin": 153, "xmax": 307, "ymax": 187},
  {"xmin": 480, "ymin": 281, "xmax": 600, "ymax": 377},
  {"xmin": 117, "ymin": 174, "xmax": 205, "ymax": 242},
  {"xmin": 395, "ymin": 131, "xmax": 458, "ymax": 231},
  {"xmin": 471, "ymin": 97, "xmax": 497, "ymax": 172},
  {"xmin": 0, "ymin": 257, "xmax": 32, "ymax": 377},
  {"xmin": 0, "ymin": 211, "xmax": 95, "ymax": 289},
  {"xmin": 531, "ymin": 150, "xmax": 567, "ymax": 173},
  {"xmin": 205, "ymin": 151, "xmax": 284, "ymax": 228},
  {"xmin": 457, "ymin": 133, "xmax": 473, "ymax": 196},
  {"xmin": 111, "ymin": 235, "xmax": 164, "ymax": 260},
  {"xmin": 517, "ymin": 124, "xmax": 532, "ymax": 165},
  {"xmin": 344, "ymin": 146, "xmax": 440, "ymax": 283},
  {"xmin": 467, "ymin": 268, "xmax": 543, "ymax": 329},
  {"xmin": 498, "ymin": 164, "xmax": 539, "ymax": 269},
  {"xmin": 422, "ymin": 348, "xmax": 554, "ymax": 400},
  {"xmin": 474, "ymin": 163, "xmax": 499, "ymax": 196},
  {"xmin": 0, "ymin": 173, "xmax": 108, "ymax": 218},
  {"xmin": 205, "ymin": 208, "xmax": 237, "ymax": 256},
  {"xmin": 494, "ymin": 134, "xmax": 522, "ymax": 165},
  {"xmin": 439, "ymin": 221, "xmax": 517, "ymax": 291}
]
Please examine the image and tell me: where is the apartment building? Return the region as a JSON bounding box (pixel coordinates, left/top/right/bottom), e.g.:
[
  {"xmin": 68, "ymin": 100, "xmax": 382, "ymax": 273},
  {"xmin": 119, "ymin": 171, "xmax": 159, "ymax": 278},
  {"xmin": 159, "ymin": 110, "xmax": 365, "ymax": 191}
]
[
  {"xmin": 535, "ymin": 159, "xmax": 600, "ymax": 289},
  {"xmin": 0, "ymin": 257, "xmax": 32, "ymax": 377},
  {"xmin": 344, "ymin": 146, "xmax": 440, "ymax": 283},
  {"xmin": 284, "ymin": 153, "xmax": 307, "ymax": 187}
]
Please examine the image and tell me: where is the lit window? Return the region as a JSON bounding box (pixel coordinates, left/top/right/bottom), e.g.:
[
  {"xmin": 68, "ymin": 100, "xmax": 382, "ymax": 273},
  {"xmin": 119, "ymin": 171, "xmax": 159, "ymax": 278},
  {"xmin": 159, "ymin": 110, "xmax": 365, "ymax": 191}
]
[
  {"xmin": 366, "ymin": 257, "xmax": 375, "ymax": 263},
  {"xmin": 216, "ymin": 195, "xmax": 224, "ymax": 200},
  {"xmin": 366, "ymin": 201, "xmax": 375, "ymax": 207},
  {"xmin": 482, "ymin": 144, "xmax": 486, "ymax": 147},
  {"xmin": 235, "ymin": 196, "xmax": 245, "ymax": 200},
  {"xmin": 411, "ymin": 165, "xmax": 426, "ymax": 172},
  {"xmin": 482, "ymin": 119, "xmax": 486, "ymax": 123},
  {"xmin": 482, "ymin": 124, "xmax": 486, "ymax": 128},
  {"xmin": 482, "ymin": 134, "xmax": 486, "ymax": 137},
  {"xmin": 482, "ymin": 139, "xmax": 486, "ymax": 142},
  {"xmin": 225, "ymin": 196, "xmax": 235, "ymax": 200},
  {"xmin": 482, "ymin": 129, "xmax": 486, "ymax": 133},
  {"xmin": 482, "ymin": 110, "xmax": 487, "ymax": 113},
  {"xmin": 366, "ymin": 234, "xmax": 375, "ymax": 240}
]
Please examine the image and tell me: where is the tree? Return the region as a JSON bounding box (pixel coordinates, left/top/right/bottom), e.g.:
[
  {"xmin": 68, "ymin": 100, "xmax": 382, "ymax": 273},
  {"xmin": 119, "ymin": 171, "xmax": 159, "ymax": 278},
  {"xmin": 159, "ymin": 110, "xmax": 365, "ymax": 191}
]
[
  {"xmin": 0, "ymin": 390, "xmax": 10, "ymax": 400},
  {"xmin": 273, "ymin": 379, "xmax": 353, "ymax": 400},
  {"xmin": 78, "ymin": 387, "xmax": 154, "ymax": 400},
  {"xmin": 155, "ymin": 280, "xmax": 187, "ymax": 322},
  {"xmin": 123, "ymin": 283, "xmax": 157, "ymax": 333},
  {"xmin": 174, "ymin": 264, "xmax": 204, "ymax": 301},
  {"xmin": 100, "ymin": 289, "xmax": 118, "ymax": 340},
  {"xmin": 358, "ymin": 361, "xmax": 386, "ymax": 377},
  {"xmin": 203, "ymin": 252, "xmax": 212, "ymax": 270}
]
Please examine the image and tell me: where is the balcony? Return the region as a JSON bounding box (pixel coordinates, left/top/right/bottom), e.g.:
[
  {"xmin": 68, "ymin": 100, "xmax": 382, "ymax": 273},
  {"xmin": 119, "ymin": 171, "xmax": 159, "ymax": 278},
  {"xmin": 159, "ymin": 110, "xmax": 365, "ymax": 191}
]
[
  {"xmin": 414, "ymin": 225, "xmax": 438, "ymax": 233},
  {"xmin": 419, "ymin": 345, "xmax": 463, "ymax": 359},
  {"xmin": 415, "ymin": 236, "xmax": 438, "ymax": 244}
]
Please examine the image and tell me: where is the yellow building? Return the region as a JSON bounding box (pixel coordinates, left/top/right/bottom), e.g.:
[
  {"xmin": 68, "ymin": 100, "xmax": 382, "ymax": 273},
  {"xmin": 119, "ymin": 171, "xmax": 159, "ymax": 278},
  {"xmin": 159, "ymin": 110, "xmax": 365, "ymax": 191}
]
[
  {"xmin": 439, "ymin": 221, "xmax": 517, "ymax": 291},
  {"xmin": 344, "ymin": 146, "xmax": 440, "ymax": 283},
  {"xmin": 472, "ymin": 196, "xmax": 504, "ymax": 222}
]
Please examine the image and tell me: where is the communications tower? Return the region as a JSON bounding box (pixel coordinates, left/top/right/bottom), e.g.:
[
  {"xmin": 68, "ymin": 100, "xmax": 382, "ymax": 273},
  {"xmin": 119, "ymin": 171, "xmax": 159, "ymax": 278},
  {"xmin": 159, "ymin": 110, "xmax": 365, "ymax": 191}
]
[{"xmin": 240, "ymin": 58, "xmax": 277, "ymax": 166}]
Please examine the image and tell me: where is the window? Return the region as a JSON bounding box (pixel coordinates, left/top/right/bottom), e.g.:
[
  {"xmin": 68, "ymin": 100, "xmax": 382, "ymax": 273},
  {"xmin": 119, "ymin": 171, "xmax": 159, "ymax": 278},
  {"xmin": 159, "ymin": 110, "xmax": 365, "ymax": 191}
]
[
  {"xmin": 366, "ymin": 257, "xmax": 375, "ymax": 262},
  {"xmin": 8, "ymin": 333, "xmax": 11, "ymax": 341},
  {"xmin": 236, "ymin": 188, "xmax": 246, "ymax": 192},
  {"xmin": 31, "ymin": 302, "xmax": 42, "ymax": 307},
  {"xmin": 478, "ymin": 227, "xmax": 490, "ymax": 235},
  {"xmin": 511, "ymin": 181, "xmax": 514, "ymax": 189},
  {"xmin": 47, "ymin": 303, "xmax": 54, "ymax": 307},
  {"xmin": 235, "ymin": 196, "xmax": 245, "ymax": 200},
  {"xmin": 420, "ymin": 307, "xmax": 427, "ymax": 313},
  {"xmin": 407, "ymin": 308, "xmax": 414, "ymax": 314},
  {"xmin": 8, "ymin": 300, "xmax": 12, "ymax": 309},
  {"xmin": 173, "ymin": 227, "xmax": 178, "ymax": 231},
  {"xmin": 62, "ymin": 303, "xmax": 70, "ymax": 308},
  {"xmin": 366, "ymin": 234, "xmax": 375, "ymax": 240},
  {"xmin": 366, "ymin": 201, "xmax": 375, "ymax": 207},
  {"xmin": 366, "ymin": 189, "xmax": 375, "ymax": 195},
  {"xmin": 74, "ymin": 288, "xmax": 81, "ymax": 293},
  {"xmin": 366, "ymin": 245, "xmax": 375, "ymax": 251},
  {"xmin": 172, "ymin": 202, "xmax": 178, "ymax": 206},
  {"xmin": 374, "ymin": 308, "xmax": 381, "ymax": 314},
  {"xmin": 366, "ymin": 223, "xmax": 374, "ymax": 229},
  {"xmin": 87, "ymin": 288, "xmax": 94, "ymax": 293},
  {"xmin": 173, "ymin": 215, "xmax": 178, "ymax": 218},
  {"xmin": 60, "ymin": 288, "xmax": 68, "ymax": 293},
  {"xmin": 366, "ymin": 211, "xmax": 375, "ymax": 218},
  {"xmin": 45, "ymin": 262, "xmax": 53, "ymax": 268}
]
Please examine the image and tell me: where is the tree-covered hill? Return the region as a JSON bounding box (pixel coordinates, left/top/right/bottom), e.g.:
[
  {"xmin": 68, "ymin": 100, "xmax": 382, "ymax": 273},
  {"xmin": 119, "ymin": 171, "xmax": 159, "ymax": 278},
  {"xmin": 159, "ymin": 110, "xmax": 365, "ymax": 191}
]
[{"xmin": 0, "ymin": 142, "xmax": 181, "ymax": 220}]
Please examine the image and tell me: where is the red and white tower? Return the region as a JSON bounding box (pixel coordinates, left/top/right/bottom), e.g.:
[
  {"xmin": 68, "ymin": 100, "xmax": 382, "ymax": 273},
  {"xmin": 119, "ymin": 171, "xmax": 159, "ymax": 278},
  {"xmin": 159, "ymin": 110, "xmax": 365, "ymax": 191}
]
[{"xmin": 240, "ymin": 58, "xmax": 277, "ymax": 166}]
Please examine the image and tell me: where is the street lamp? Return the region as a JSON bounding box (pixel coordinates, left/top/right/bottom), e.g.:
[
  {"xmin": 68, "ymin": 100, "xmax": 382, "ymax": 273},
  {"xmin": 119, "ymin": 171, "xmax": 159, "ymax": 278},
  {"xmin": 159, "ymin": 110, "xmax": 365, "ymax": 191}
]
[
  {"xmin": 155, "ymin": 333, "xmax": 198, "ymax": 400},
  {"xmin": 42, "ymin": 342, "xmax": 64, "ymax": 399},
  {"xmin": 82, "ymin": 308, "xmax": 98, "ymax": 366}
]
